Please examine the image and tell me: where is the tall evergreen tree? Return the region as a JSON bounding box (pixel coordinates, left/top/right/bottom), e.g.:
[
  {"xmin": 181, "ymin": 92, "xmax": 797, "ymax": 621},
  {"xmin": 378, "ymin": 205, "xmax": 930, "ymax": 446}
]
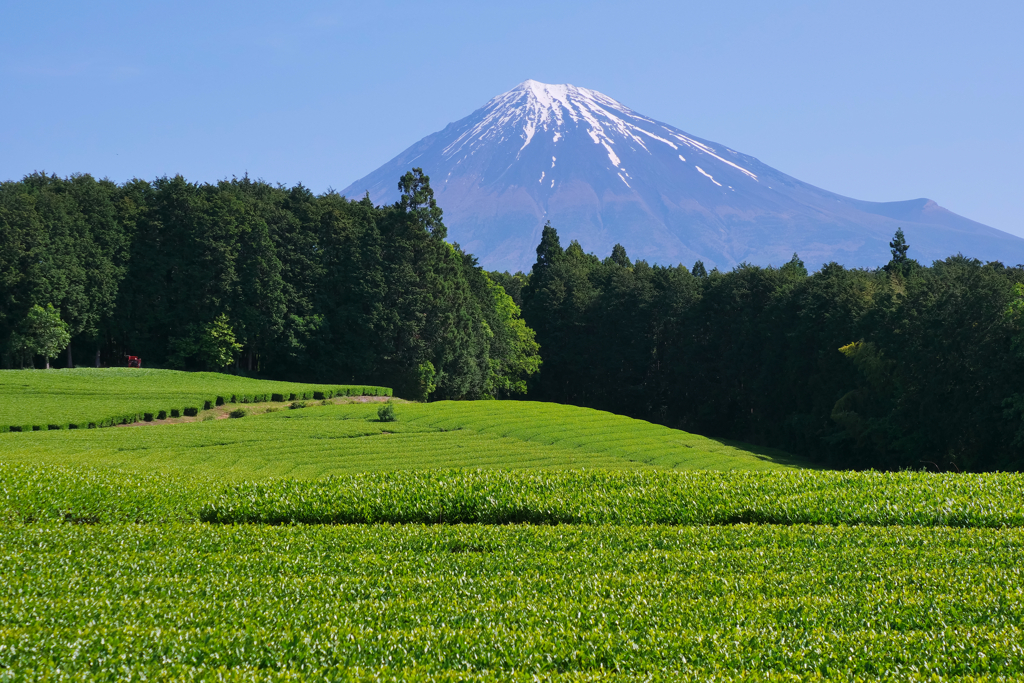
[{"xmin": 886, "ymin": 228, "xmax": 910, "ymax": 277}]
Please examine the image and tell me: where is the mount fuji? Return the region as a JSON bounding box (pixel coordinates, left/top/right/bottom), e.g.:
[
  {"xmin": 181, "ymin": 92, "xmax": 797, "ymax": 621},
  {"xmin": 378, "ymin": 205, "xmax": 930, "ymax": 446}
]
[{"xmin": 342, "ymin": 80, "xmax": 1024, "ymax": 272}]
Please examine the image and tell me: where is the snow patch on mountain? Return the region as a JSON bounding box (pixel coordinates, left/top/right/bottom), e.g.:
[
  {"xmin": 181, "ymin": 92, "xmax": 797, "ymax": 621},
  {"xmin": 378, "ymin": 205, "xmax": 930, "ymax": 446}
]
[
  {"xmin": 342, "ymin": 79, "xmax": 1024, "ymax": 272},
  {"xmin": 695, "ymin": 166, "xmax": 722, "ymax": 187},
  {"xmin": 440, "ymin": 79, "xmax": 760, "ymax": 183}
]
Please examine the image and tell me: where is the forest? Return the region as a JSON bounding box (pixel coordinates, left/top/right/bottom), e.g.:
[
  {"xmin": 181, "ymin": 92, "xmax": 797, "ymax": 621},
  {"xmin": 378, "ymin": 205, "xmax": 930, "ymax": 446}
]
[
  {"xmin": 510, "ymin": 224, "xmax": 1024, "ymax": 472},
  {"xmin": 2, "ymin": 170, "xmax": 1023, "ymax": 471},
  {"xmin": 0, "ymin": 170, "xmax": 539, "ymax": 401}
]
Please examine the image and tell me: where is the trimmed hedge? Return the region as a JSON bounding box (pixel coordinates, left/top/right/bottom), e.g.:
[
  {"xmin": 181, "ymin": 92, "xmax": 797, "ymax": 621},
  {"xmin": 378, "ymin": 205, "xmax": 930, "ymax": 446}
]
[{"xmin": 1, "ymin": 378, "xmax": 393, "ymax": 434}]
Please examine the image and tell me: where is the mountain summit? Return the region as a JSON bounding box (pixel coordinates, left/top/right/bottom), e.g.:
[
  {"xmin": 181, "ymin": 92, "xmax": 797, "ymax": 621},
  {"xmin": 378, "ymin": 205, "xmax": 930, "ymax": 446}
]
[{"xmin": 342, "ymin": 80, "xmax": 1024, "ymax": 271}]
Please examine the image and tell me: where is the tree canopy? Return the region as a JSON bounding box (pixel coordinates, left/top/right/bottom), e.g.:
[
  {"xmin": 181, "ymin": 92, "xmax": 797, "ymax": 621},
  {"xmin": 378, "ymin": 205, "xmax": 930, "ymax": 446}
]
[
  {"xmin": 0, "ymin": 170, "xmax": 540, "ymax": 400},
  {"xmin": 493, "ymin": 226, "xmax": 1024, "ymax": 471}
]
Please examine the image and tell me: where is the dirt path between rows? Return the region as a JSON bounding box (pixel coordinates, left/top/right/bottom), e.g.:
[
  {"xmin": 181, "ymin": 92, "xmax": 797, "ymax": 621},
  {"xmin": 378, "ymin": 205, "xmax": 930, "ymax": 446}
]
[{"xmin": 115, "ymin": 395, "xmax": 398, "ymax": 428}]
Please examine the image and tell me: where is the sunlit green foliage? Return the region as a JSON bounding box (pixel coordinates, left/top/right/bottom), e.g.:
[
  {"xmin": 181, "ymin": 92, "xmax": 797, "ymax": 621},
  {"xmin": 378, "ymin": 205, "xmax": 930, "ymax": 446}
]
[
  {"xmin": 4, "ymin": 367, "xmax": 1019, "ymax": 679},
  {"xmin": 0, "ymin": 400, "xmax": 795, "ymax": 477},
  {"xmin": 5, "ymin": 460, "xmax": 1020, "ymax": 530},
  {"xmin": 14, "ymin": 303, "xmax": 70, "ymax": 368},
  {"xmin": 166, "ymin": 312, "xmax": 243, "ymax": 370},
  {"xmin": 0, "ymin": 367, "xmax": 390, "ymax": 432},
  {"xmin": 1, "ymin": 523, "xmax": 1022, "ymax": 680},
  {"xmin": 2, "ymin": 412, "xmax": 1023, "ymax": 679},
  {"xmin": 200, "ymin": 468, "xmax": 1024, "ymax": 527},
  {"xmin": 0, "ymin": 462, "xmax": 203, "ymax": 523}
]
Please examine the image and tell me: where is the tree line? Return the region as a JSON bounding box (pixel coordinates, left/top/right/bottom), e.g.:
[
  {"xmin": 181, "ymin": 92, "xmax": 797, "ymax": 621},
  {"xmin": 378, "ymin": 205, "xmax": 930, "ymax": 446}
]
[
  {"xmin": 4, "ymin": 169, "xmax": 1023, "ymax": 470},
  {"xmin": 500, "ymin": 224, "xmax": 1024, "ymax": 471},
  {"xmin": 0, "ymin": 170, "xmax": 539, "ymax": 400}
]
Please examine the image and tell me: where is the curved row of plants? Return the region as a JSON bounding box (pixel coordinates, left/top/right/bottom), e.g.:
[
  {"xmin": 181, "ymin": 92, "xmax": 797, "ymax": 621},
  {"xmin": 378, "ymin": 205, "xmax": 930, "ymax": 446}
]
[
  {"xmin": 5, "ymin": 463, "xmax": 1023, "ymax": 528},
  {"xmin": 0, "ymin": 368, "xmax": 391, "ymax": 432}
]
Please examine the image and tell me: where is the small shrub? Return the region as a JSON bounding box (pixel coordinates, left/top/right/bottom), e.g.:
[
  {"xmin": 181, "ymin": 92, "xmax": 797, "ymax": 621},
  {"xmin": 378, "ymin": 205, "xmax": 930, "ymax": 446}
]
[
  {"xmin": 229, "ymin": 408, "xmax": 247, "ymax": 419},
  {"xmin": 377, "ymin": 401, "xmax": 397, "ymax": 423},
  {"xmin": 201, "ymin": 414, "xmax": 216, "ymax": 422},
  {"xmin": 320, "ymin": 399, "xmax": 332, "ymax": 406},
  {"xmin": 289, "ymin": 401, "xmax": 308, "ymax": 410},
  {"xmin": 264, "ymin": 406, "xmax": 279, "ymax": 413}
]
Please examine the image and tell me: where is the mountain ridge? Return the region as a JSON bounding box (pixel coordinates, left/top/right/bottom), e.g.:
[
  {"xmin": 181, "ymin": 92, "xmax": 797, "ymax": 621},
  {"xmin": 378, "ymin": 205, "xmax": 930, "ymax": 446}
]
[{"xmin": 342, "ymin": 80, "xmax": 1024, "ymax": 272}]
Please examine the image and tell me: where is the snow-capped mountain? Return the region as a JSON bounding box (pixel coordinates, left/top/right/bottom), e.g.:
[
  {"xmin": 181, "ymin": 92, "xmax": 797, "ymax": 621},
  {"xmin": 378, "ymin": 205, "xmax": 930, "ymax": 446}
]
[{"xmin": 342, "ymin": 80, "xmax": 1024, "ymax": 272}]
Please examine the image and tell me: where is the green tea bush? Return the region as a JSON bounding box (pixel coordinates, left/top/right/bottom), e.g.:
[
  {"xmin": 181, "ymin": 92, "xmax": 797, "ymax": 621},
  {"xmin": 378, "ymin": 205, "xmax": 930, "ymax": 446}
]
[
  {"xmin": 229, "ymin": 408, "xmax": 247, "ymax": 419},
  {"xmin": 377, "ymin": 401, "xmax": 397, "ymax": 422},
  {"xmin": 200, "ymin": 469, "xmax": 1024, "ymax": 528},
  {"xmin": 0, "ymin": 463, "xmax": 202, "ymax": 523},
  {"xmin": 0, "ymin": 524, "xmax": 1021, "ymax": 679}
]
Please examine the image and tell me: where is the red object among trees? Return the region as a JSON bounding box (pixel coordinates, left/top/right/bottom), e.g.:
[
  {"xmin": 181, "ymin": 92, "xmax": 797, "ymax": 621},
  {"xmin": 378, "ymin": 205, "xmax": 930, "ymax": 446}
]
[{"xmin": 127, "ymin": 356, "xmax": 142, "ymax": 368}]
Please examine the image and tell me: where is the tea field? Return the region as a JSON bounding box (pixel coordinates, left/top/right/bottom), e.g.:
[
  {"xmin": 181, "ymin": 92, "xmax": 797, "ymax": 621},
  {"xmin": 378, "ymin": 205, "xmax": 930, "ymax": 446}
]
[
  {"xmin": 1, "ymin": 516, "xmax": 1023, "ymax": 680},
  {"xmin": 0, "ymin": 399, "xmax": 799, "ymax": 477},
  {"xmin": 3, "ymin": 463, "xmax": 1024, "ymax": 528},
  {"xmin": 3, "ymin": 371, "xmax": 1024, "ymax": 680},
  {"xmin": 0, "ymin": 368, "xmax": 390, "ymax": 432}
]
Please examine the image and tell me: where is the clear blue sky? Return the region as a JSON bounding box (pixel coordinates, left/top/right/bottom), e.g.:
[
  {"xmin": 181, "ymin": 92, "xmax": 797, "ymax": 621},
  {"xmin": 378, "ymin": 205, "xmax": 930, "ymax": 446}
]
[{"xmin": 3, "ymin": 0, "xmax": 1022, "ymax": 237}]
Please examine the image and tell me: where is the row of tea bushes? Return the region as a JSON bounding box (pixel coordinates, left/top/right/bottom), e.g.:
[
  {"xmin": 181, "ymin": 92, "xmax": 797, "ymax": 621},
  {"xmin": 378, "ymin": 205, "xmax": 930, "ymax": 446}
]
[
  {"xmin": 17, "ymin": 464, "xmax": 1024, "ymax": 529},
  {"xmin": 1, "ymin": 369, "xmax": 392, "ymax": 432},
  {"xmin": 1, "ymin": 523, "xmax": 1021, "ymax": 679},
  {"xmin": 200, "ymin": 468, "xmax": 1024, "ymax": 528},
  {"xmin": 0, "ymin": 462, "xmax": 203, "ymax": 524}
]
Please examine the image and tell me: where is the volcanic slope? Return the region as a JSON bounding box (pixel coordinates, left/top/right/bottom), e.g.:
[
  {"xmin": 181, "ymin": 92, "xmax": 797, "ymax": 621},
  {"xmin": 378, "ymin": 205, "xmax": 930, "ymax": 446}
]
[{"xmin": 343, "ymin": 80, "xmax": 1024, "ymax": 272}]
